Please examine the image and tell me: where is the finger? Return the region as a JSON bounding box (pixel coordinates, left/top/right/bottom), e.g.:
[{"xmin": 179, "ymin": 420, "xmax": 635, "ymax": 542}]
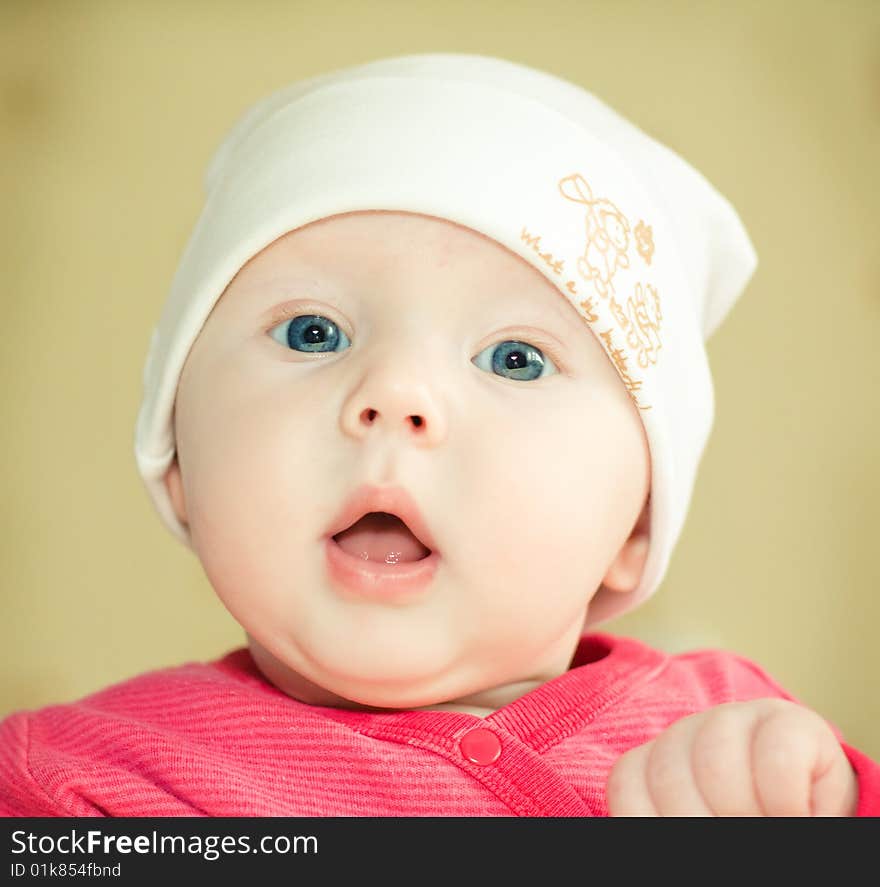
[
  {"xmin": 808, "ymin": 721, "xmax": 859, "ymax": 816},
  {"xmin": 643, "ymin": 714, "xmax": 714, "ymax": 816},
  {"xmin": 690, "ymin": 703, "xmax": 765, "ymax": 816},
  {"xmin": 751, "ymin": 706, "xmax": 815, "ymax": 816},
  {"xmin": 606, "ymin": 743, "xmax": 659, "ymax": 816}
]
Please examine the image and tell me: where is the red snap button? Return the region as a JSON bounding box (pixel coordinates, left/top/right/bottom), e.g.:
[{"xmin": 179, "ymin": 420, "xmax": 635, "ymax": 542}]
[{"xmin": 459, "ymin": 727, "xmax": 502, "ymax": 765}]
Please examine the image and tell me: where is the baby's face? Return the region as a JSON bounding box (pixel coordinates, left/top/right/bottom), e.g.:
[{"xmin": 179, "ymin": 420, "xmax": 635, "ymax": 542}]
[{"xmin": 165, "ymin": 210, "xmax": 650, "ymax": 711}]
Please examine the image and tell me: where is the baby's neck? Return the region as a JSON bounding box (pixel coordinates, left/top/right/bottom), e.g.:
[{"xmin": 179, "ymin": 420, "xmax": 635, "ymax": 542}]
[
  {"xmin": 414, "ymin": 680, "xmax": 548, "ymax": 717},
  {"xmin": 418, "ymin": 702, "xmax": 497, "ymax": 717}
]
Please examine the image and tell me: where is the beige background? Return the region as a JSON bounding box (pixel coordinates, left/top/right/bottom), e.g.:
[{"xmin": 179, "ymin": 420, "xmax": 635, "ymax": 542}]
[{"xmin": 1, "ymin": 0, "xmax": 878, "ymax": 761}]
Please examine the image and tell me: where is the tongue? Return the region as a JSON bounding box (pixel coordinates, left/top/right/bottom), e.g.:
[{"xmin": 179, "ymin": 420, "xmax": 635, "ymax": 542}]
[{"xmin": 333, "ymin": 512, "xmax": 430, "ymax": 564}]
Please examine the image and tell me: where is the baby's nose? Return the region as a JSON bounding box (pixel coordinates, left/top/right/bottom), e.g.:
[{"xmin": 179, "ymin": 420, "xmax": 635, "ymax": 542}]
[
  {"xmin": 339, "ymin": 369, "xmax": 447, "ymax": 446},
  {"xmin": 362, "ymin": 406, "xmax": 423, "ymax": 430}
]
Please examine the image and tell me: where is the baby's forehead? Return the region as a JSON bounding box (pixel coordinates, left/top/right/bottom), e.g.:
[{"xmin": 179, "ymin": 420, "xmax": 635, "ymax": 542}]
[
  {"xmin": 241, "ymin": 211, "xmax": 530, "ymax": 275},
  {"xmin": 223, "ymin": 210, "xmax": 581, "ymax": 325}
]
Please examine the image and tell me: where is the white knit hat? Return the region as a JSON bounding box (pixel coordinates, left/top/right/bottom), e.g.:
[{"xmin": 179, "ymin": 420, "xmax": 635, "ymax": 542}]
[{"xmin": 134, "ymin": 52, "xmax": 757, "ymax": 625}]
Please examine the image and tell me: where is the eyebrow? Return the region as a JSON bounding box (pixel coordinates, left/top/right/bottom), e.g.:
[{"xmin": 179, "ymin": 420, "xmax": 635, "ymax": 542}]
[
  {"xmin": 522, "ymin": 296, "xmax": 584, "ymax": 332},
  {"xmin": 239, "ymin": 274, "xmax": 324, "ymax": 297},
  {"xmin": 497, "ymin": 290, "xmax": 587, "ymax": 342},
  {"xmin": 245, "ymin": 272, "xmax": 586, "ymax": 341}
]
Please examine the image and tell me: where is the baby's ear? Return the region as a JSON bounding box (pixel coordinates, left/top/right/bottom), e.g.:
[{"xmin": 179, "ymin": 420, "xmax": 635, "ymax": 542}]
[
  {"xmin": 163, "ymin": 456, "xmax": 189, "ymax": 528},
  {"xmin": 601, "ymin": 495, "xmax": 651, "ymax": 594}
]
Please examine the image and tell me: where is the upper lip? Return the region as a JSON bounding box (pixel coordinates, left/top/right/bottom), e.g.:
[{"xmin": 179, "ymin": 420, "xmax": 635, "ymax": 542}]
[{"xmin": 325, "ymin": 484, "xmax": 439, "ymax": 553}]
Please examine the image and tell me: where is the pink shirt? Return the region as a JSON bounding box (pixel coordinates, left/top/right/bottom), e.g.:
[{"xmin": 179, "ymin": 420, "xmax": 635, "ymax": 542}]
[{"xmin": 1, "ymin": 633, "xmax": 877, "ymax": 816}]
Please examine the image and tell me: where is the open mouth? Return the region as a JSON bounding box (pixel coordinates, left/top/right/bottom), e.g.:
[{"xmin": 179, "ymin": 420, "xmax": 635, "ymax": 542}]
[{"xmin": 332, "ymin": 511, "xmax": 432, "ymax": 564}]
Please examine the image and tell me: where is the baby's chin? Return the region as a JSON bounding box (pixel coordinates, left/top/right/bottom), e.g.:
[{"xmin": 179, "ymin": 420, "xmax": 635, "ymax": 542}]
[
  {"xmin": 246, "ymin": 633, "xmax": 484, "ymax": 711},
  {"xmin": 320, "ymin": 684, "xmax": 464, "ymax": 712},
  {"xmin": 297, "ymin": 667, "xmax": 486, "ymax": 712},
  {"xmin": 274, "ymin": 668, "xmax": 480, "ymax": 712}
]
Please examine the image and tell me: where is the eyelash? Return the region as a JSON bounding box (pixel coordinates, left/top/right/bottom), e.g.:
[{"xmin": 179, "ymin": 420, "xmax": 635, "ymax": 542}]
[{"xmin": 265, "ymin": 307, "xmax": 569, "ymax": 373}]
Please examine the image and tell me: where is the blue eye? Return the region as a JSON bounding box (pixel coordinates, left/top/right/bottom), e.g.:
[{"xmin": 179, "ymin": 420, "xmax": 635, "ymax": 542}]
[
  {"xmin": 269, "ymin": 314, "xmax": 351, "ymax": 353},
  {"xmin": 269, "ymin": 316, "xmax": 557, "ymax": 382},
  {"xmin": 471, "ymin": 340, "xmax": 558, "ymax": 382}
]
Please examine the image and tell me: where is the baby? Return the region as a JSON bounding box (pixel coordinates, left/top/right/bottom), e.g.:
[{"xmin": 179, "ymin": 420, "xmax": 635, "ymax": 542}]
[{"xmin": 1, "ymin": 53, "xmax": 877, "ymax": 817}]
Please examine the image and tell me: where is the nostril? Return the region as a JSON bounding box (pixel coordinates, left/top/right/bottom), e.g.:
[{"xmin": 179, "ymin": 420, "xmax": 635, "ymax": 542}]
[{"xmin": 360, "ymin": 409, "xmax": 424, "ymax": 428}]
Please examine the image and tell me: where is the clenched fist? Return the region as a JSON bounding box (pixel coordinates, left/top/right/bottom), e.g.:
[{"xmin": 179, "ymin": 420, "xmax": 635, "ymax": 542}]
[{"xmin": 606, "ymin": 698, "xmax": 858, "ymax": 816}]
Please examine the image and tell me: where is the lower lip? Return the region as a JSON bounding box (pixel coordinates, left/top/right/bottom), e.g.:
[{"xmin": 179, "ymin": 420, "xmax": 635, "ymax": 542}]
[{"xmin": 324, "ymin": 537, "xmax": 440, "ymax": 599}]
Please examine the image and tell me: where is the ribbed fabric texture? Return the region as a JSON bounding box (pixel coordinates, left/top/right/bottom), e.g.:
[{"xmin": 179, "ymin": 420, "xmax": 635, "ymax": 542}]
[{"xmin": 1, "ymin": 632, "xmax": 877, "ymax": 816}]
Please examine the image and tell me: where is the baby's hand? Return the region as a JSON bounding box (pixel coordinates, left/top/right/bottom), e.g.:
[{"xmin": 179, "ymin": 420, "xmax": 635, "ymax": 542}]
[{"xmin": 606, "ymin": 698, "xmax": 858, "ymax": 816}]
